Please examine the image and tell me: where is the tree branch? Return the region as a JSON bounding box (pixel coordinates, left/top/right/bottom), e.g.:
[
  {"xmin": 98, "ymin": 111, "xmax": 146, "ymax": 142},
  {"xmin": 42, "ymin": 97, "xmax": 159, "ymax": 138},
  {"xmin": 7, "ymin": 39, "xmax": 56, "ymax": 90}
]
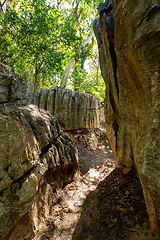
[
  {"xmin": 81, "ymin": 31, "xmax": 94, "ymax": 48},
  {"xmin": 60, "ymin": 31, "xmax": 94, "ymax": 88},
  {"xmin": 1, "ymin": 0, "xmax": 7, "ymax": 8},
  {"xmin": 60, "ymin": 58, "xmax": 76, "ymax": 88},
  {"xmin": 57, "ymin": 0, "xmax": 63, "ymax": 8},
  {"xmin": 0, "ymin": 0, "xmax": 6, "ymax": 12}
]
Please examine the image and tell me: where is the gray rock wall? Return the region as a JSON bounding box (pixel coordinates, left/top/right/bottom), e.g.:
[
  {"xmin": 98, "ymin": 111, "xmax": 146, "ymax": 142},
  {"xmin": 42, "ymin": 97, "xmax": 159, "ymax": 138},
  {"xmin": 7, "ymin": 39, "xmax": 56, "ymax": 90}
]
[
  {"xmin": 0, "ymin": 72, "xmax": 31, "ymax": 103},
  {"xmin": 94, "ymin": 0, "xmax": 160, "ymax": 235},
  {"xmin": 33, "ymin": 88, "xmax": 104, "ymax": 130},
  {"xmin": 0, "ymin": 104, "xmax": 79, "ymax": 240}
]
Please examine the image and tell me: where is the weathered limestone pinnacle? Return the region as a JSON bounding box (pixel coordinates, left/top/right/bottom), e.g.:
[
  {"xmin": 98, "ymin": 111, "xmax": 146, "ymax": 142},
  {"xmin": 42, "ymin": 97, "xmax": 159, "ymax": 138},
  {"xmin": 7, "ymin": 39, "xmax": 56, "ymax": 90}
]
[{"xmin": 33, "ymin": 87, "xmax": 105, "ymax": 130}]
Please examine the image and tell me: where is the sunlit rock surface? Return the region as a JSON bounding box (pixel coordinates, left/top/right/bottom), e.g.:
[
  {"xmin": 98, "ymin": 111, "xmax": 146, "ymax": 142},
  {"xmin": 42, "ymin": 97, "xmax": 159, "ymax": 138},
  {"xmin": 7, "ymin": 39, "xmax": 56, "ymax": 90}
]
[
  {"xmin": 0, "ymin": 104, "xmax": 79, "ymax": 240},
  {"xmin": 33, "ymin": 87, "xmax": 104, "ymax": 130},
  {"xmin": 94, "ymin": 0, "xmax": 160, "ymax": 234}
]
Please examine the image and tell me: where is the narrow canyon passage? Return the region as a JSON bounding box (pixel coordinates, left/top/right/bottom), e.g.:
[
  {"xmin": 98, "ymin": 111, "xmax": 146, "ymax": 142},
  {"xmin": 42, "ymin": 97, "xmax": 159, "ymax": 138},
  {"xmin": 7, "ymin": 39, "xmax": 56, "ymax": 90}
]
[
  {"xmin": 32, "ymin": 130, "xmax": 116, "ymax": 240},
  {"xmin": 32, "ymin": 130, "xmax": 157, "ymax": 240}
]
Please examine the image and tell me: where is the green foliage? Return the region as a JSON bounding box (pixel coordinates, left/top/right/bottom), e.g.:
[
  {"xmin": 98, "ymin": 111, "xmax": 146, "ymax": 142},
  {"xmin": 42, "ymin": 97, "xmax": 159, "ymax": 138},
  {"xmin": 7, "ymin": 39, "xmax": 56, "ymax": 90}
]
[
  {"xmin": 80, "ymin": 74, "xmax": 105, "ymax": 105},
  {"xmin": 0, "ymin": 0, "xmax": 105, "ymax": 104},
  {"xmin": 0, "ymin": 0, "xmax": 79, "ymax": 91},
  {"xmin": 68, "ymin": 66, "xmax": 105, "ymax": 105}
]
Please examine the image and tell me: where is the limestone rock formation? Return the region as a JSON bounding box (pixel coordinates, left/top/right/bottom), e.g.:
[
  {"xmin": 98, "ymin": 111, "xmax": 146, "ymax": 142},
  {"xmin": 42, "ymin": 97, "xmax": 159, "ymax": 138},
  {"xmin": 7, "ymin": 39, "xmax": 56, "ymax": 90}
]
[
  {"xmin": 0, "ymin": 104, "xmax": 79, "ymax": 240},
  {"xmin": 33, "ymin": 88, "xmax": 104, "ymax": 130},
  {"xmin": 0, "ymin": 72, "xmax": 31, "ymax": 103},
  {"xmin": 94, "ymin": 0, "xmax": 160, "ymax": 235}
]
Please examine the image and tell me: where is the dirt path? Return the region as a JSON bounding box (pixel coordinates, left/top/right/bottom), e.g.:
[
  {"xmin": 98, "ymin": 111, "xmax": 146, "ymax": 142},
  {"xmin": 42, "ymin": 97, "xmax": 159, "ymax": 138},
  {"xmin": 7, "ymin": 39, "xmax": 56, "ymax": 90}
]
[{"xmin": 32, "ymin": 129, "xmax": 159, "ymax": 240}]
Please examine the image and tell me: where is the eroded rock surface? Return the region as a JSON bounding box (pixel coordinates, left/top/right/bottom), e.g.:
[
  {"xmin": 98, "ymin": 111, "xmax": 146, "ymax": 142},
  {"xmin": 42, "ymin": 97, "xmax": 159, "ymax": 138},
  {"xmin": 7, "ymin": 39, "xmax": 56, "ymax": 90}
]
[
  {"xmin": 94, "ymin": 0, "xmax": 160, "ymax": 234},
  {"xmin": 0, "ymin": 104, "xmax": 79, "ymax": 240},
  {"xmin": 33, "ymin": 87, "xmax": 104, "ymax": 130},
  {"xmin": 0, "ymin": 72, "xmax": 31, "ymax": 103}
]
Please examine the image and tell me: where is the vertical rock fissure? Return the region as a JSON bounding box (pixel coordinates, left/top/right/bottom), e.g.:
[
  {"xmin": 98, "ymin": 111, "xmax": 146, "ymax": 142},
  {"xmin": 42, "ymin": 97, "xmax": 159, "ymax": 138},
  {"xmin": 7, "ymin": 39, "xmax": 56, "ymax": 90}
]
[
  {"xmin": 103, "ymin": 3, "xmax": 119, "ymax": 100},
  {"xmin": 99, "ymin": 1, "xmax": 119, "ymax": 100},
  {"xmin": 109, "ymin": 42, "xmax": 119, "ymax": 99},
  {"xmin": 94, "ymin": 0, "xmax": 120, "ymax": 152},
  {"xmin": 94, "ymin": 0, "xmax": 160, "ymax": 234}
]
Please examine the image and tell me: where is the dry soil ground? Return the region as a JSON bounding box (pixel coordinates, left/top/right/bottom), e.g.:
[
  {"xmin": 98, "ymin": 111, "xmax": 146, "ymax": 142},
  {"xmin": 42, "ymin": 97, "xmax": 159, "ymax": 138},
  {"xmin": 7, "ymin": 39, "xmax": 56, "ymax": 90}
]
[{"xmin": 32, "ymin": 129, "xmax": 159, "ymax": 240}]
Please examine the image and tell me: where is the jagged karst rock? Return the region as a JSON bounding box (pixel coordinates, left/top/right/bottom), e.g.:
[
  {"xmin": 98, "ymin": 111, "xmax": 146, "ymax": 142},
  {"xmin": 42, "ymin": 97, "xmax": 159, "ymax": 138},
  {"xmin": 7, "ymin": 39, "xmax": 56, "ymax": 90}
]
[
  {"xmin": 94, "ymin": 0, "xmax": 160, "ymax": 235},
  {"xmin": 0, "ymin": 104, "xmax": 79, "ymax": 240},
  {"xmin": 0, "ymin": 72, "xmax": 31, "ymax": 103},
  {"xmin": 33, "ymin": 88, "xmax": 104, "ymax": 130}
]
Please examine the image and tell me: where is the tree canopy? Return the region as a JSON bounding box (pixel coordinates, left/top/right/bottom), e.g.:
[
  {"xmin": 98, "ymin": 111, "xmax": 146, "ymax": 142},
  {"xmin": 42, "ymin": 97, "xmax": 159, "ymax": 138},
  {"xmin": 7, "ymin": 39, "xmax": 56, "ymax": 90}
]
[{"xmin": 0, "ymin": 0, "xmax": 105, "ymax": 103}]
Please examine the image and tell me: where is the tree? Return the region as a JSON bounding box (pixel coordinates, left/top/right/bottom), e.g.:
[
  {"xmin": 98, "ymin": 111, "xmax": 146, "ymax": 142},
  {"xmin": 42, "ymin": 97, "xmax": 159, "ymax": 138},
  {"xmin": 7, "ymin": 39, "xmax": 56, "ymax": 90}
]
[
  {"xmin": 0, "ymin": 0, "xmax": 8, "ymax": 73},
  {"xmin": 58, "ymin": 0, "xmax": 102, "ymax": 90},
  {"xmin": 0, "ymin": 0, "xmax": 104, "ymax": 102},
  {"xmin": 0, "ymin": 0, "xmax": 79, "ymax": 93},
  {"xmin": 67, "ymin": 40, "xmax": 105, "ymax": 105},
  {"xmin": 60, "ymin": 31, "xmax": 94, "ymax": 88}
]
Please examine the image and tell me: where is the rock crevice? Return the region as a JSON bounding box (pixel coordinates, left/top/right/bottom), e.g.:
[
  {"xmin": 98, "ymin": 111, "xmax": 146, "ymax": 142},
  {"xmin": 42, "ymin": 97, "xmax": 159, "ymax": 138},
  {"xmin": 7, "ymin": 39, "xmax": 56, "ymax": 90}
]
[{"xmin": 94, "ymin": 0, "xmax": 160, "ymax": 234}]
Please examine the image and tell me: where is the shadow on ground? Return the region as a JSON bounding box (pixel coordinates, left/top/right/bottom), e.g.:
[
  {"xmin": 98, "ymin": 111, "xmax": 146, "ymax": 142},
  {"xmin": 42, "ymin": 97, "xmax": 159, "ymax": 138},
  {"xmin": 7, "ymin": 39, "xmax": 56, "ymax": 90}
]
[
  {"xmin": 32, "ymin": 130, "xmax": 159, "ymax": 240},
  {"xmin": 72, "ymin": 168, "xmax": 158, "ymax": 240}
]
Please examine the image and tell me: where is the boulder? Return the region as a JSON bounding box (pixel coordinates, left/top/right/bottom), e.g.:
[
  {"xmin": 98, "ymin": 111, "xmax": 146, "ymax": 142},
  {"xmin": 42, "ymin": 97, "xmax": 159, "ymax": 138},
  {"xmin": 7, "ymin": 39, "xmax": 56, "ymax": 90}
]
[
  {"xmin": 0, "ymin": 104, "xmax": 79, "ymax": 240},
  {"xmin": 33, "ymin": 87, "xmax": 105, "ymax": 130},
  {"xmin": 94, "ymin": 0, "xmax": 160, "ymax": 234}
]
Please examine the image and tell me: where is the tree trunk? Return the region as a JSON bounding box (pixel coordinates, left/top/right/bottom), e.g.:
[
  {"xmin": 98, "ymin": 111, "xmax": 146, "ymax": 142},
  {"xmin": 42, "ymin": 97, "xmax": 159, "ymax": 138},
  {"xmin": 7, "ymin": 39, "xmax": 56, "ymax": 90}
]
[
  {"xmin": 0, "ymin": 0, "xmax": 7, "ymax": 73},
  {"xmin": 96, "ymin": 60, "xmax": 99, "ymax": 85},
  {"xmin": 33, "ymin": 63, "xmax": 39, "ymax": 98},
  {"xmin": 0, "ymin": 0, "xmax": 6, "ymax": 12},
  {"xmin": 74, "ymin": 78, "xmax": 80, "ymax": 92},
  {"xmin": 60, "ymin": 31, "xmax": 94, "ymax": 88},
  {"xmin": 81, "ymin": 60, "xmax": 84, "ymax": 70},
  {"xmin": 0, "ymin": 0, "xmax": 16, "ymax": 73},
  {"xmin": 60, "ymin": 58, "xmax": 75, "ymax": 88}
]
